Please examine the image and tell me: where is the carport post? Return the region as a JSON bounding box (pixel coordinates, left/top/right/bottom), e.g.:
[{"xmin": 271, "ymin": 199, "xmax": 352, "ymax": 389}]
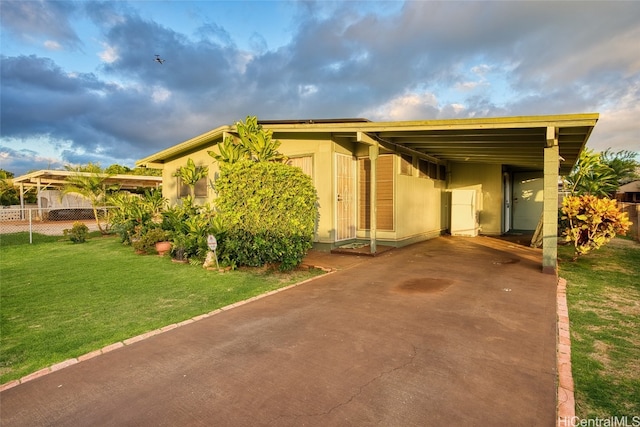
[
  {"xmin": 542, "ymin": 127, "xmax": 559, "ymax": 274},
  {"xmin": 369, "ymin": 143, "xmax": 379, "ymax": 254}
]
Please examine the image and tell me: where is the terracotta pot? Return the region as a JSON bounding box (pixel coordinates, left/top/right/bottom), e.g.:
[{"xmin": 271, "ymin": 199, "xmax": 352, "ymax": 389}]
[{"xmin": 155, "ymin": 241, "xmax": 171, "ymax": 256}]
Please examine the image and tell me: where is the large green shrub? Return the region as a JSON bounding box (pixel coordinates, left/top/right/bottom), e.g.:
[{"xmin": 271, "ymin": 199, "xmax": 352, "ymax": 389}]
[{"xmin": 214, "ymin": 160, "xmax": 317, "ymax": 271}]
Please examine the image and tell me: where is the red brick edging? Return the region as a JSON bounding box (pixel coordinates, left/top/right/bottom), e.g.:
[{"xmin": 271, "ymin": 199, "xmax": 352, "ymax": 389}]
[
  {"xmin": 557, "ymin": 277, "xmax": 575, "ymax": 426},
  {"xmin": 0, "ymin": 268, "xmax": 334, "ymax": 393}
]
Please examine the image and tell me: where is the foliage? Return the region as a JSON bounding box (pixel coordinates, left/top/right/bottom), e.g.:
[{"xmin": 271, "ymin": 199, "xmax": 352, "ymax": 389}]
[
  {"xmin": 132, "ymin": 227, "xmax": 169, "ymax": 254},
  {"xmin": 162, "ymin": 196, "xmax": 218, "ymax": 262},
  {"xmin": 174, "ymin": 158, "xmax": 208, "ymax": 198},
  {"xmin": 561, "ymin": 195, "xmax": 631, "ymax": 259},
  {"xmin": 208, "ymin": 116, "xmax": 286, "ymax": 164},
  {"xmin": 103, "ymin": 164, "xmax": 162, "ymax": 176},
  {"xmin": 600, "ymin": 149, "xmax": 639, "ymax": 185},
  {"xmin": 0, "ymin": 169, "xmax": 37, "ymax": 206},
  {"xmin": 214, "ymin": 160, "xmax": 318, "ymax": 271},
  {"xmin": 565, "ymin": 148, "xmax": 640, "ymax": 197},
  {"xmin": 63, "ymin": 164, "xmax": 120, "ymax": 234},
  {"xmin": 565, "ymin": 149, "xmax": 618, "ymax": 197},
  {"xmin": 107, "ymin": 189, "xmax": 167, "ymax": 244},
  {"xmin": 63, "ymin": 222, "xmax": 90, "ymax": 243}
]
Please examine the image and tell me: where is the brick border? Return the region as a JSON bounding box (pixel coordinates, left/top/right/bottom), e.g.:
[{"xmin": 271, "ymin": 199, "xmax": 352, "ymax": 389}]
[
  {"xmin": 556, "ymin": 277, "xmax": 575, "ymax": 427},
  {"xmin": 0, "ymin": 268, "xmax": 334, "ymax": 392}
]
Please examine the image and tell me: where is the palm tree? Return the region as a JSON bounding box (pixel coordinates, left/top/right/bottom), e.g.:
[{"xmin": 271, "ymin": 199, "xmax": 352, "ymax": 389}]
[{"xmin": 63, "ymin": 165, "xmax": 119, "ymax": 234}]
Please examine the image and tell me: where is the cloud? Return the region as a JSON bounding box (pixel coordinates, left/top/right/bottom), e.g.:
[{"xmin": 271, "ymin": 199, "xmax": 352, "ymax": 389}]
[
  {"xmin": 0, "ymin": 0, "xmax": 82, "ymax": 50},
  {"xmin": 1, "ymin": 0, "xmax": 639, "ymax": 177}
]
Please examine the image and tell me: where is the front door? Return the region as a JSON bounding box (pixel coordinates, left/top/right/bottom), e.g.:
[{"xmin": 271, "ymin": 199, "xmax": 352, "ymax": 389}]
[{"xmin": 335, "ymin": 153, "xmax": 356, "ymax": 241}]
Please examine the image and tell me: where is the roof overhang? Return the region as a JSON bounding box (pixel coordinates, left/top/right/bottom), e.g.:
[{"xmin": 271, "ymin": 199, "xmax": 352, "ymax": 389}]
[
  {"xmin": 13, "ymin": 170, "xmax": 163, "ymax": 191},
  {"xmin": 136, "ymin": 113, "xmax": 599, "ymax": 175}
]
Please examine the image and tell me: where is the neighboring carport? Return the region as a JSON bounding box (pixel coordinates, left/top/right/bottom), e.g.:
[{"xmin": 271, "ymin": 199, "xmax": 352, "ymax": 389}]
[{"xmin": 262, "ymin": 113, "xmax": 599, "ymax": 274}]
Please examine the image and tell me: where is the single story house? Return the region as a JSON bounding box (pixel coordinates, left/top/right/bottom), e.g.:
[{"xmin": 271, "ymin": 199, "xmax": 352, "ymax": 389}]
[
  {"xmin": 136, "ymin": 113, "xmax": 599, "ymax": 274},
  {"xmin": 616, "ymin": 180, "xmax": 640, "ymax": 203}
]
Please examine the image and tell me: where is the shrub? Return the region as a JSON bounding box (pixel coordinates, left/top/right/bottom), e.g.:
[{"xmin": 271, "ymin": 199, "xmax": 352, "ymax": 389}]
[
  {"xmin": 132, "ymin": 227, "xmax": 169, "ymax": 254},
  {"xmin": 214, "ymin": 160, "xmax": 317, "ymax": 271},
  {"xmin": 561, "ymin": 195, "xmax": 632, "ymax": 259},
  {"xmin": 63, "ymin": 222, "xmax": 90, "ymax": 243}
]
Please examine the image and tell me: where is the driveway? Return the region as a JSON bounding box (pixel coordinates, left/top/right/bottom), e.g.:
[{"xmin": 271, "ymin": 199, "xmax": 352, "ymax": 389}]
[{"xmin": 0, "ymin": 236, "xmax": 557, "ymax": 426}]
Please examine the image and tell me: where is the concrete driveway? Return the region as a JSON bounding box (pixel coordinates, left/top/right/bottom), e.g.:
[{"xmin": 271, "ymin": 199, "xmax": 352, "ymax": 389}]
[{"xmin": 0, "ymin": 236, "xmax": 557, "ymax": 426}]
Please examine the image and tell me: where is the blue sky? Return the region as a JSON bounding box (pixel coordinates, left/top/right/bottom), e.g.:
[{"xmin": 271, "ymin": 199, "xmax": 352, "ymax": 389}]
[{"xmin": 1, "ymin": 0, "xmax": 639, "ymax": 176}]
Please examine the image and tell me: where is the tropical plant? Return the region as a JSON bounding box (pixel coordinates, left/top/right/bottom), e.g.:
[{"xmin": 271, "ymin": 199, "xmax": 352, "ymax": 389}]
[
  {"xmin": 132, "ymin": 227, "xmax": 170, "ymax": 254},
  {"xmin": 564, "ymin": 149, "xmax": 618, "ymax": 197},
  {"xmin": 174, "ymin": 158, "xmax": 208, "ymax": 198},
  {"xmin": 63, "ymin": 164, "xmax": 120, "ymax": 234},
  {"xmin": 63, "ymin": 222, "xmax": 90, "ymax": 243},
  {"xmin": 213, "ymin": 160, "xmax": 317, "ymax": 271},
  {"xmin": 108, "ymin": 189, "xmax": 167, "ymax": 244},
  {"xmin": 208, "ymin": 116, "xmax": 286, "ymax": 164},
  {"xmin": 561, "ymin": 195, "xmax": 631, "ymax": 260},
  {"xmin": 601, "ymin": 149, "xmax": 639, "ymax": 185}
]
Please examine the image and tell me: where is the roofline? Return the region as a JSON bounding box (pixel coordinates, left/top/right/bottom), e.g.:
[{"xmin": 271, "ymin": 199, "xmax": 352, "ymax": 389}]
[{"xmin": 135, "ymin": 113, "xmax": 599, "ymax": 166}]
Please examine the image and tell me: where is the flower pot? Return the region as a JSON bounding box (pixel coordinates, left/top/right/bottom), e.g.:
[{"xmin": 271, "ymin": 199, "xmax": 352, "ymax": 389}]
[{"xmin": 155, "ymin": 241, "xmax": 171, "ymax": 256}]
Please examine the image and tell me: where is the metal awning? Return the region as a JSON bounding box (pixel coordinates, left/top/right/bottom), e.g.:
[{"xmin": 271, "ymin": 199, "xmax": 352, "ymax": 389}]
[{"xmin": 13, "ymin": 170, "xmax": 162, "ymax": 191}]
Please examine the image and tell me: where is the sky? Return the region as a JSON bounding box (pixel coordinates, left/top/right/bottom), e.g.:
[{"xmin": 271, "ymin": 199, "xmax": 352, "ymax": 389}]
[{"xmin": 1, "ymin": 0, "xmax": 639, "ymax": 177}]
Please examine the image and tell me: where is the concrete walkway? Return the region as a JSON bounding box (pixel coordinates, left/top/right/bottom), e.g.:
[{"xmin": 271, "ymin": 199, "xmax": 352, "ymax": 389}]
[{"xmin": 0, "ymin": 236, "xmax": 557, "ymax": 426}]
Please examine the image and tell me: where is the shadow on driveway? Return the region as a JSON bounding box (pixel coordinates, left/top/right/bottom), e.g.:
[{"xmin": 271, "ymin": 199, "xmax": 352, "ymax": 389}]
[{"xmin": 0, "ymin": 236, "xmax": 557, "ymax": 426}]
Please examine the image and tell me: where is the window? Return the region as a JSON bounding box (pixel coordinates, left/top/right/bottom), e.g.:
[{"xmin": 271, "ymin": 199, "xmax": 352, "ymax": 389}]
[
  {"xmin": 358, "ymin": 155, "xmax": 394, "ymax": 231},
  {"xmin": 177, "ymin": 177, "xmax": 208, "ymax": 198},
  {"xmin": 400, "ymin": 153, "xmax": 413, "ymax": 176},
  {"xmin": 286, "ymin": 155, "xmax": 313, "ymax": 178},
  {"xmin": 418, "ymin": 159, "xmax": 429, "ymax": 178}
]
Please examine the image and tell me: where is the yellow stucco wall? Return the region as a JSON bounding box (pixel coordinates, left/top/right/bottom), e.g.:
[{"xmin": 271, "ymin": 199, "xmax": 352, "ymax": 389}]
[
  {"xmin": 448, "ymin": 162, "xmax": 503, "ymax": 235},
  {"xmin": 395, "ymin": 160, "xmax": 447, "ymax": 242},
  {"xmin": 161, "ymin": 150, "xmax": 219, "ymax": 206}
]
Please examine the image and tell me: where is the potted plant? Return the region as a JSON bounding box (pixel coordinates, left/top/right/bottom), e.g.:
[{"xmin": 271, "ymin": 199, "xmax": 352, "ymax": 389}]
[{"xmin": 132, "ymin": 227, "xmax": 170, "ymax": 255}]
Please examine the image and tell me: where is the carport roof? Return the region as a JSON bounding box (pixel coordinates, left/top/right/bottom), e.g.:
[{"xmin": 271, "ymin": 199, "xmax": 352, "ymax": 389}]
[
  {"xmin": 137, "ymin": 113, "xmax": 598, "ymax": 175},
  {"xmin": 14, "ymin": 170, "xmax": 162, "ymax": 191}
]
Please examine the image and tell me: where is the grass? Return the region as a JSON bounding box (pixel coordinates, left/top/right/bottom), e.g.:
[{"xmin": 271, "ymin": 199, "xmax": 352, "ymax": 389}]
[
  {"xmin": 558, "ymin": 237, "xmax": 640, "ymax": 419},
  {"xmin": 0, "ymin": 234, "xmax": 324, "ymax": 384}
]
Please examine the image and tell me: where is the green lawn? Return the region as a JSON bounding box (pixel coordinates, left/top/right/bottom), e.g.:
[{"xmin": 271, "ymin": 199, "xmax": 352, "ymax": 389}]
[
  {"xmin": 0, "ymin": 235, "xmax": 324, "ymax": 384},
  {"xmin": 558, "ymin": 238, "xmax": 640, "ymax": 418}
]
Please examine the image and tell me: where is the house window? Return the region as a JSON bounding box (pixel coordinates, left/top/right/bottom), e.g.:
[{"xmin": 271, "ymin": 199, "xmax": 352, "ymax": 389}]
[
  {"xmin": 358, "ymin": 155, "xmax": 394, "ymax": 231},
  {"xmin": 177, "ymin": 177, "xmax": 208, "ymax": 198},
  {"xmin": 286, "ymin": 155, "xmax": 313, "ymax": 178},
  {"xmin": 399, "ymin": 153, "xmax": 413, "ymax": 176}
]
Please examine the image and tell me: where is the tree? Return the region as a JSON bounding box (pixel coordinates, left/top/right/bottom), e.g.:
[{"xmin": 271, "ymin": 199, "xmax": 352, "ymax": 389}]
[
  {"xmin": 564, "ymin": 149, "xmax": 618, "ymax": 197},
  {"xmin": 601, "ymin": 149, "xmax": 639, "ymax": 185},
  {"xmin": 565, "ymin": 148, "xmax": 640, "ymax": 197},
  {"xmin": 63, "ymin": 165, "xmax": 120, "ymax": 234},
  {"xmin": 208, "ymin": 116, "xmax": 286, "ymax": 164}
]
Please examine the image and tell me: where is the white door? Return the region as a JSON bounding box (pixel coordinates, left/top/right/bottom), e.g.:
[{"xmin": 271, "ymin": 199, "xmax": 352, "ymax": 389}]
[
  {"xmin": 335, "ymin": 154, "xmax": 356, "ymax": 241},
  {"xmin": 512, "ymin": 172, "xmax": 543, "ymax": 230},
  {"xmin": 450, "ymin": 189, "xmax": 478, "ymax": 236}
]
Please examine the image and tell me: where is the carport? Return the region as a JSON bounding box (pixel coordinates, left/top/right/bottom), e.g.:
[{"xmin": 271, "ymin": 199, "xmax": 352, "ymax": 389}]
[{"xmin": 263, "ymin": 113, "xmax": 599, "ymax": 274}]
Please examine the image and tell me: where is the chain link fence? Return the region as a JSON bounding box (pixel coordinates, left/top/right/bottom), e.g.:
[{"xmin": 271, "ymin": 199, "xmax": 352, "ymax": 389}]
[{"xmin": 0, "ymin": 206, "xmax": 115, "ymax": 244}]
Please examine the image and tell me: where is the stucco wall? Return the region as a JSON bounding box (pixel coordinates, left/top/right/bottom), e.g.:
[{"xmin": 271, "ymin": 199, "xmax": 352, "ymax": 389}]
[
  {"xmin": 448, "ymin": 162, "xmax": 503, "ymax": 235},
  {"xmin": 395, "ymin": 161, "xmax": 447, "ymax": 242},
  {"xmin": 162, "ymin": 150, "xmax": 219, "ymax": 206}
]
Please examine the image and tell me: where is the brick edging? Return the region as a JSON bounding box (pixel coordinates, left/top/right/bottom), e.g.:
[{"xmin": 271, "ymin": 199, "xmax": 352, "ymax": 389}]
[
  {"xmin": 0, "ymin": 267, "xmax": 334, "ymax": 393},
  {"xmin": 556, "ymin": 277, "xmax": 575, "ymax": 426}
]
